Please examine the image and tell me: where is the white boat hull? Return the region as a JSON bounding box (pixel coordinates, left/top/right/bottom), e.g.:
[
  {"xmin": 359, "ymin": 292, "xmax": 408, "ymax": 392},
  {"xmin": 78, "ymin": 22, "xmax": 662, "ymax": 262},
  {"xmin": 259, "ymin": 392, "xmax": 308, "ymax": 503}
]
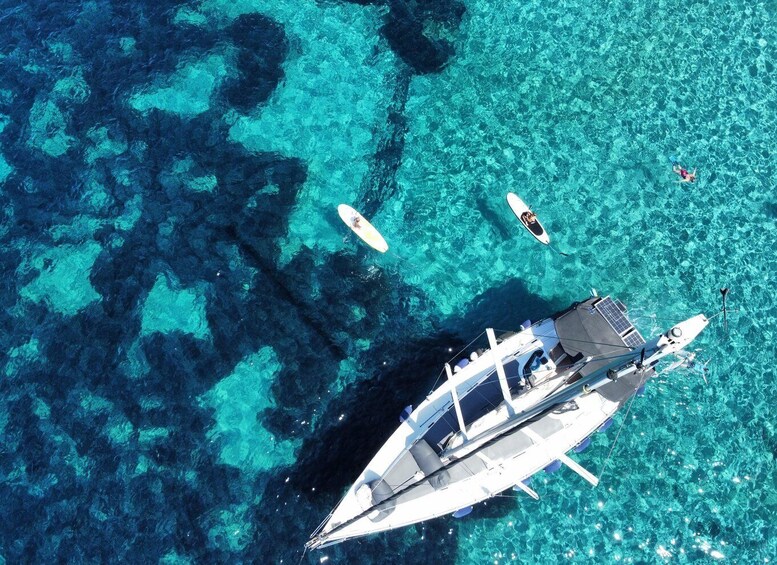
[{"xmin": 307, "ymin": 300, "xmax": 709, "ymax": 549}]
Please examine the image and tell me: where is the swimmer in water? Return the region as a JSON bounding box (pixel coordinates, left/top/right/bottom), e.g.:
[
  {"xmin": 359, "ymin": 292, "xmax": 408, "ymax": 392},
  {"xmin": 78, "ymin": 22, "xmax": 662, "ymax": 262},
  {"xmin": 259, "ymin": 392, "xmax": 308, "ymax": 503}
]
[{"xmin": 673, "ymin": 164, "xmax": 697, "ymax": 183}]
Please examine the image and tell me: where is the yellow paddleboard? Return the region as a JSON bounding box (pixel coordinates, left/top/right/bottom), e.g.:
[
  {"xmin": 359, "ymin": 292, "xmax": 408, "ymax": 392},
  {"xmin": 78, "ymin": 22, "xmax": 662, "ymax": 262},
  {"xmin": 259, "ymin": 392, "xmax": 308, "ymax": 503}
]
[{"xmin": 338, "ymin": 204, "xmax": 388, "ymax": 253}]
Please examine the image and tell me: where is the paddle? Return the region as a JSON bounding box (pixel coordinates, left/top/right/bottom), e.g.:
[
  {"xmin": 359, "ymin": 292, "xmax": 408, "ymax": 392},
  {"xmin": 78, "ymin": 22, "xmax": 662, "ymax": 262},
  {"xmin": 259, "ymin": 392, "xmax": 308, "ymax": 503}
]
[{"xmin": 549, "ymin": 244, "xmax": 570, "ymax": 257}]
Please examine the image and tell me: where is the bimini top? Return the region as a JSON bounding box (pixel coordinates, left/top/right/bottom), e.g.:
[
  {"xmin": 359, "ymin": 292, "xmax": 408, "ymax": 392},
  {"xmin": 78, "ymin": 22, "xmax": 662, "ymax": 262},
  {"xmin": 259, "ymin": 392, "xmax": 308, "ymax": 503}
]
[{"xmin": 553, "ymin": 296, "xmax": 646, "ymax": 378}]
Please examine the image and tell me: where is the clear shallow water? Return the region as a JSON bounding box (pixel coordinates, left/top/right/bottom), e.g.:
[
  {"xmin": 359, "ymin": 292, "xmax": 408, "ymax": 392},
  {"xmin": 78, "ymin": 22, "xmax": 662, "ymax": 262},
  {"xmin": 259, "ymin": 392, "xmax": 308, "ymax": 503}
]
[{"xmin": 0, "ymin": 0, "xmax": 774, "ymax": 563}]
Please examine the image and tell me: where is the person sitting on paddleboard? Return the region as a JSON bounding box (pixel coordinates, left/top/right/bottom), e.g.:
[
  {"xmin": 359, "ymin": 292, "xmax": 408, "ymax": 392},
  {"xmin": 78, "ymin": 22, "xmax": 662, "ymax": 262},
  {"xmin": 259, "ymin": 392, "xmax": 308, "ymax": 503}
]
[
  {"xmin": 350, "ymin": 215, "xmax": 361, "ymax": 228},
  {"xmin": 522, "ymin": 211, "xmax": 538, "ymax": 225},
  {"xmin": 673, "ymin": 164, "xmax": 696, "ymax": 183}
]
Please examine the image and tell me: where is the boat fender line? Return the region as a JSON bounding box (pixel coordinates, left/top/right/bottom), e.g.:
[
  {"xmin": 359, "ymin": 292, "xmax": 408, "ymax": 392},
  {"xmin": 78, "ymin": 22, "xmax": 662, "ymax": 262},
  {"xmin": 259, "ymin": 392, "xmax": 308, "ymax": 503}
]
[
  {"xmin": 598, "ymin": 418, "xmax": 614, "ymax": 432},
  {"xmin": 574, "ymin": 436, "xmax": 592, "ymax": 453},
  {"xmin": 452, "ymin": 506, "xmax": 473, "ymax": 518},
  {"xmin": 399, "ymin": 405, "xmax": 413, "ymax": 423},
  {"xmin": 511, "ymin": 475, "xmax": 533, "ymax": 491},
  {"xmin": 544, "ymin": 460, "xmax": 562, "ymax": 473}
]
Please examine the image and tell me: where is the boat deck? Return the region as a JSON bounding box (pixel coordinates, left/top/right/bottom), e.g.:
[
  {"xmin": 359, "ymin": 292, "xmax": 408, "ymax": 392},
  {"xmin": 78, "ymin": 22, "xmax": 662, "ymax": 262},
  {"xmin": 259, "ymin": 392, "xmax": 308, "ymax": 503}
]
[{"xmin": 308, "ymin": 297, "xmax": 705, "ymax": 550}]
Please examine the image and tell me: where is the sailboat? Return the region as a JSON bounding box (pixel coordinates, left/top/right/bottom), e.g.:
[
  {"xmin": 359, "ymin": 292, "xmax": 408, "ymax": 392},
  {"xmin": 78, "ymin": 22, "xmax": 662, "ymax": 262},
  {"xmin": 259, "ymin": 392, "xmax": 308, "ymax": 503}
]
[{"xmin": 306, "ymin": 295, "xmax": 708, "ymax": 549}]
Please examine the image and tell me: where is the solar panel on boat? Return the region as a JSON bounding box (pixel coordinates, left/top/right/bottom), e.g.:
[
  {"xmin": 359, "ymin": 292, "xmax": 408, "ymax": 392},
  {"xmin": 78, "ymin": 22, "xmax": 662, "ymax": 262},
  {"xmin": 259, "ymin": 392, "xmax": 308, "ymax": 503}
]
[
  {"xmin": 622, "ymin": 330, "xmax": 645, "ymax": 349},
  {"xmin": 595, "ymin": 297, "xmax": 646, "ymax": 348}
]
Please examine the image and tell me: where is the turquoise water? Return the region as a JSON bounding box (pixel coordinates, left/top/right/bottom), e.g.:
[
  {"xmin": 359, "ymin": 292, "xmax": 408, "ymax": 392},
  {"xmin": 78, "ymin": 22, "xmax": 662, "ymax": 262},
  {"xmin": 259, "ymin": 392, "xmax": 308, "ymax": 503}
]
[{"xmin": 0, "ymin": 0, "xmax": 774, "ymax": 562}]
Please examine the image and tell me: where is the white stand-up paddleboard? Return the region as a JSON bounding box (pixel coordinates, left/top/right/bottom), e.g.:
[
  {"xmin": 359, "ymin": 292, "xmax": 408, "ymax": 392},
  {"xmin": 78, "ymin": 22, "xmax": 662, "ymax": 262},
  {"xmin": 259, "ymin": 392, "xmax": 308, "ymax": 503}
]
[
  {"xmin": 338, "ymin": 204, "xmax": 389, "ymax": 253},
  {"xmin": 506, "ymin": 193, "xmax": 550, "ymax": 245}
]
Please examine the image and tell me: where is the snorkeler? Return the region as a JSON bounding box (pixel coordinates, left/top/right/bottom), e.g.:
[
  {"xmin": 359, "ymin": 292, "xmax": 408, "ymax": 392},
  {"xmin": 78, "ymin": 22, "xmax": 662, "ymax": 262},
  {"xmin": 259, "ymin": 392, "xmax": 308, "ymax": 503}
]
[{"xmin": 673, "ymin": 164, "xmax": 697, "ymax": 183}]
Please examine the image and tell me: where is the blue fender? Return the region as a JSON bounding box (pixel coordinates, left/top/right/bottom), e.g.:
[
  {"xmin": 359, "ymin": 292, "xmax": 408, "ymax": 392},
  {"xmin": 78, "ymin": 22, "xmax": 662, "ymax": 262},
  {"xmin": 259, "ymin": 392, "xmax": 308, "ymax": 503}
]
[
  {"xmin": 574, "ymin": 436, "xmax": 592, "ymax": 453},
  {"xmin": 452, "ymin": 506, "xmax": 473, "ymax": 518},
  {"xmin": 544, "ymin": 460, "xmax": 562, "ymax": 473},
  {"xmin": 598, "ymin": 418, "xmax": 614, "ymax": 432}
]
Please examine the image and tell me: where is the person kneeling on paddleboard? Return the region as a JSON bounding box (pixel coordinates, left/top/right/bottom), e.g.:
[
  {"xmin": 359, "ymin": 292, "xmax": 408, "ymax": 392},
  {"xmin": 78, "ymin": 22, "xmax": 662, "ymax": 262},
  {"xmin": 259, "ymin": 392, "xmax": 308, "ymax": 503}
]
[{"xmin": 673, "ymin": 164, "xmax": 696, "ymax": 183}]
